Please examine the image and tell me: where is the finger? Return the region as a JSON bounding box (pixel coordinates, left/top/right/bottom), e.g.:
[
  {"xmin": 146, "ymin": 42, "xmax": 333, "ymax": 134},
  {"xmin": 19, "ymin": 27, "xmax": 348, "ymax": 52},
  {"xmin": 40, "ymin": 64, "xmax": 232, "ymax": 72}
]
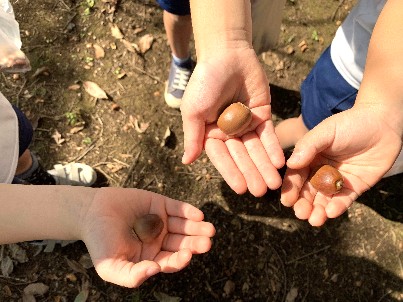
[
  {"xmin": 281, "ymin": 168, "xmax": 310, "ymax": 207},
  {"xmin": 205, "ymin": 138, "xmax": 248, "ymax": 194},
  {"xmin": 155, "ymin": 249, "xmax": 193, "ymax": 273},
  {"xmin": 308, "ymin": 203, "xmax": 328, "ymax": 227},
  {"xmin": 293, "ymin": 198, "xmax": 313, "ymax": 220},
  {"xmin": 325, "ymin": 190, "xmax": 358, "ymax": 218},
  {"xmin": 226, "ymin": 138, "xmax": 268, "ymax": 197},
  {"xmin": 256, "ymin": 120, "xmax": 285, "ymax": 169},
  {"xmin": 292, "ymin": 180, "xmax": 316, "ymax": 219},
  {"xmin": 95, "ymin": 259, "xmax": 160, "ymax": 288},
  {"xmin": 242, "ymin": 132, "xmax": 282, "ymax": 190},
  {"xmin": 162, "ymin": 234, "xmax": 213, "ymax": 254},
  {"xmin": 163, "ymin": 197, "xmax": 205, "ymax": 221},
  {"xmin": 168, "ymin": 217, "xmax": 216, "ymax": 237},
  {"xmin": 182, "ymin": 116, "xmax": 206, "ymax": 164},
  {"xmin": 287, "ymin": 120, "xmax": 337, "ymax": 169},
  {"xmin": 308, "ymin": 194, "xmax": 330, "ymax": 226}
]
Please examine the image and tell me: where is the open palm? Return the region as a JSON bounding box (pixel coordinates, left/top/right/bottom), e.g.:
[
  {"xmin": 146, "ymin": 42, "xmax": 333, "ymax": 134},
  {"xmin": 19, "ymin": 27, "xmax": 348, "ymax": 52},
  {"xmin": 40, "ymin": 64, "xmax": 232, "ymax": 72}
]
[
  {"xmin": 81, "ymin": 188, "xmax": 215, "ymax": 288},
  {"xmin": 281, "ymin": 106, "xmax": 402, "ymax": 226},
  {"xmin": 181, "ymin": 48, "xmax": 284, "ymax": 196}
]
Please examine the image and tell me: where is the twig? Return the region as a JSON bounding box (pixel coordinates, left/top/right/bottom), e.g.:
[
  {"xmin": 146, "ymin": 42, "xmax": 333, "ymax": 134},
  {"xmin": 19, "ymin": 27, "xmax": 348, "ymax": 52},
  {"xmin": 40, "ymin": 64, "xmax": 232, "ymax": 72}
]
[
  {"xmin": 141, "ymin": 178, "xmax": 154, "ymax": 190},
  {"xmin": 132, "ymin": 65, "xmax": 163, "ymax": 83},
  {"xmin": 96, "ymin": 167, "xmax": 118, "ymax": 186},
  {"xmin": 0, "ymin": 275, "xmax": 32, "ymax": 285},
  {"xmin": 286, "ymin": 245, "xmax": 331, "ymax": 265},
  {"xmin": 177, "ymin": 171, "xmax": 222, "ymax": 179},
  {"xmin": 121, "ymin": 151, "xmax": 141, "ymax": 187},
  {"xmin": 331, "ymin": 0, "xmax": 346, "ymax": 21},
  {"xmin": 377, "ymin": 290, "xmax": 393, "ymax": 302},
  {"xmin": 162, "ymin": 109, "xmax": 181, "ymax": 116},
  {"xmin": 15, "ymin": 78, "xmax": 27, "ymax": 107},
  {"xmin": 70, "ymin": 143, "xmax": 97, "ymax": 162}
]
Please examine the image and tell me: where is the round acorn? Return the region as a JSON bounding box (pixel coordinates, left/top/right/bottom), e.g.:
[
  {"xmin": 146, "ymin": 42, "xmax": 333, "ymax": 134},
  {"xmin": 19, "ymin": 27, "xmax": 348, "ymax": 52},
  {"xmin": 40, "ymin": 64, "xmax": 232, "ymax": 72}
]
[
  {"xmin": 133, "ymin": 214, "xmax": 164, "ymax": 243},
  {"xmin": 217, "ymin": 102, "xmax": 252, "ymax": 136},
  {"xmin": 309, "ymin": 164, "xmax": 344, "ymax": 195}
]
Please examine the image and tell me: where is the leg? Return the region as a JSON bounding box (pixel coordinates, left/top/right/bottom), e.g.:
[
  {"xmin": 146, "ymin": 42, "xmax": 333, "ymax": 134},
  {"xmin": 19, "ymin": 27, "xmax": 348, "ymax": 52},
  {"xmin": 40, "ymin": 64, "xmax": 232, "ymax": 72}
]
[
  {"xmin": 163, "ymin": 10, "xmax": 192, "ymax": 59},
  {"xmin": 15, "ymin": 149, "xmax": 33, "ymax": 175},
  {"xmin": 275, "ymin": 115, "xmax": 309, "ymax": 150}
]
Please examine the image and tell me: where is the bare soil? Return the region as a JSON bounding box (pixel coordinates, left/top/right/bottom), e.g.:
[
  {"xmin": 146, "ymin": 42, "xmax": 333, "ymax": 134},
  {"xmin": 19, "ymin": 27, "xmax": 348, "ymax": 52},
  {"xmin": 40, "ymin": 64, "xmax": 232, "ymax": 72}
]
[{"xmin": 1, "ymin": 0, "xmax": 402, "ymax": 301}]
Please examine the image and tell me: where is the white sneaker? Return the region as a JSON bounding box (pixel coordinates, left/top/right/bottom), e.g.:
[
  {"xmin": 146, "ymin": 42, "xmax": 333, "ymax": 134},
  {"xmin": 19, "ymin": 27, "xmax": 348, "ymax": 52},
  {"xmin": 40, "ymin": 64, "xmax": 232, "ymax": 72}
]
[{"xmin": 47, "ymin": 162, "xmax": 97, "ymax": 186}]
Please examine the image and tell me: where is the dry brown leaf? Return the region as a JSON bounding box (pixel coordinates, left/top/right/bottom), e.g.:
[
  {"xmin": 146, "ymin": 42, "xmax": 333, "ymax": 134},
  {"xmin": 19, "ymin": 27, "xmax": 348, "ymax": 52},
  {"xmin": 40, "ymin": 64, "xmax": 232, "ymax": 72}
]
[
  {"xmin": 160, "ymin": 126, "xmax": 171, "ymax": 147},
  {"xmin": 23, "ymin": 283, "xmax": 49, "ymax": 302},
  {"xmin": 138, "ymin": 34, "xmax": 154, "ymax": 53},
  {"xmin": 93, "ymin": 44, "xmax": 105, "ymax": 59},
  {"xmin": 134, "ymin": 118, "xmax": 149, "ymax": 133},
  {"xmin": 110, "ymin": 23, "xmax": 124, "ymax": 39},
  {"xmin": 32, "ymin": 66, "xmax": 50, "ymax": 78},
  {"xmin": 52, "ymin": 129, "xmax": 65, "ymax": 145},
  {"xmin": 83, "ymin": 81, "xmax": 108, "ymax": 99},
  {"xmin": 121, "ymin": 39, "xmax": 137, "ymax": 53},
  {"xmin": 70, "ymin": 125, "xmax": 84, "ymax": 134},
  {"xmin": 68, "ymin": 84, "xmax": 81, "ymax": 91}
]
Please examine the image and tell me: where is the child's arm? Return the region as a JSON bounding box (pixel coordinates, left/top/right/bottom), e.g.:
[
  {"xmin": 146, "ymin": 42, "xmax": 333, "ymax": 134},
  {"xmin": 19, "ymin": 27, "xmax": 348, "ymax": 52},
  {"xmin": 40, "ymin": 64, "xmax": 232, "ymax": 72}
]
[
  {"xmin": 355, "ymin": 0, "xmax": 403, "ymax": 138},
  {"xmin": 0, "ymin": 185, "xmax": 215, "ymax": 288},
  {"xmin": 181, "ymin": 0, "xmax": 284, "ymax": 197}
]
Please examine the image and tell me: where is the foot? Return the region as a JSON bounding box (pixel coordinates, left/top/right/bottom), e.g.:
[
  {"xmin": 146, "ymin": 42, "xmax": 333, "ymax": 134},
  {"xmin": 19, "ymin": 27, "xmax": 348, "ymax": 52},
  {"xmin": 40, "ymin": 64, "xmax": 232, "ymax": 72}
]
[
  {"xmin": 164, "ymin": 59, "xmax": 194, "ymax": 109},
  {"xmin": 47, "ymin": 163, "xmax": 97, "ymax": 186}
]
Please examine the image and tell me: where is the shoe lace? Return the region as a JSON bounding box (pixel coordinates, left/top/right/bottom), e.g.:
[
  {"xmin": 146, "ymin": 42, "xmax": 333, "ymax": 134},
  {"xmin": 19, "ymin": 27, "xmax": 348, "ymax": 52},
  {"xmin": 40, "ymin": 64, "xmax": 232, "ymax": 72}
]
[{"xmin": 172, "ymin": 67, "xmax": 191, "ymax": 90}]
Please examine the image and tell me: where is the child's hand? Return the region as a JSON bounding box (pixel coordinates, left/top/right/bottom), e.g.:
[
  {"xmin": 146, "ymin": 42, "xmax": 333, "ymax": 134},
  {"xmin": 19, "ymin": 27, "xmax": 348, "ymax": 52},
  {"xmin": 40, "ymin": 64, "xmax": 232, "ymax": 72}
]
[
  {"xmin": 81, "ymin": 187, "xmax": 216, "ymax": 288},
  {"xmin": 280, "ymin": 106, "xmax": 402, "ymax": 226}
]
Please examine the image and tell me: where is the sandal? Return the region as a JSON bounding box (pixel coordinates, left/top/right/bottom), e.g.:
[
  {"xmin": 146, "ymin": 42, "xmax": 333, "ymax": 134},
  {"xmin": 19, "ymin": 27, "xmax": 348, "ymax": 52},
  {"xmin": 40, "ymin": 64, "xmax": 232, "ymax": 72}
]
[{"xmin": 47, "ymin": 162, "xmax": 97, "ymax": 186}]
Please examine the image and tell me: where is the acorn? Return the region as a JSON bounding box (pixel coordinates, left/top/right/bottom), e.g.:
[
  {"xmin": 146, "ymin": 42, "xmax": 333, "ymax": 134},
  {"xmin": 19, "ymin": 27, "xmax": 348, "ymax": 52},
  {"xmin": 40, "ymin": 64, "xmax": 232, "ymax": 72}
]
[
  {"xmin": 133, "ymin": 214, "xmax": 164, "ymax": 243},
  {"xmin": 217, "ymin": 102, "xmax": 252, "ymax": 136},
  {"xmin": 309, "ymin": 164, "xmax": 344, "ymax": 195}
]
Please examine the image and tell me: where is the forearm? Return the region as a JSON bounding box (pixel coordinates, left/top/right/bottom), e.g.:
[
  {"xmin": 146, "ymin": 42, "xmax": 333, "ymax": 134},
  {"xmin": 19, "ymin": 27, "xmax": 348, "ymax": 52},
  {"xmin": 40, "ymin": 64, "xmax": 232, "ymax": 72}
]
[
  {"xmin": 189, "ymin": 0, "xmax": 253, "ymax": 60},
  {"xmin": 0, "ymin": 184, "xmax": 97, "ymax": 244},
  {"xmin": 355, "ymin": 0, "xmax": 403, "ymax": 137}
]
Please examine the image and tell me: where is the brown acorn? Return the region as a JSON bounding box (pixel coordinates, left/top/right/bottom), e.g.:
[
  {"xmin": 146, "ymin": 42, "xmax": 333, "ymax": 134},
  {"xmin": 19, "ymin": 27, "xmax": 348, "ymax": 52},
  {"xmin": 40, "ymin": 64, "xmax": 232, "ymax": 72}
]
[
  {"xmin": 309, "ymin": 165, "xmax": 344, "ymax": 195},
  {"xmin": 217, "ymin": 102, "xmax": 252, "ymax": 136},
  {"xmin": 133, "ymin": 214, "xmax": 164, "ymax": 243}
]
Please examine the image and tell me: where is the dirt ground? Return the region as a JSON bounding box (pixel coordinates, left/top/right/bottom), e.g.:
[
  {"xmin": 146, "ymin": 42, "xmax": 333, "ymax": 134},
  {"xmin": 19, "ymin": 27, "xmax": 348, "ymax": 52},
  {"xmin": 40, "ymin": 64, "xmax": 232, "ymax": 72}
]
[{"xmin": 1, "ymin": 0, "xmax": 402, "ymax": 301}]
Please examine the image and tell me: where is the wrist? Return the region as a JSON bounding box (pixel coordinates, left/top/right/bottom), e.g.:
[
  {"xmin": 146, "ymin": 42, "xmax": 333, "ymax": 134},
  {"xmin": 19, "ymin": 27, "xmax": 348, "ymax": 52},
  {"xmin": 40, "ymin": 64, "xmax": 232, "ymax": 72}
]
[
  {"xmin": 190, "ymin": 0, "xmax": 253, "ymax": 60},
  {"xmin": 353, "ymin": 102, "xmax": 403, "ymax": 139}
]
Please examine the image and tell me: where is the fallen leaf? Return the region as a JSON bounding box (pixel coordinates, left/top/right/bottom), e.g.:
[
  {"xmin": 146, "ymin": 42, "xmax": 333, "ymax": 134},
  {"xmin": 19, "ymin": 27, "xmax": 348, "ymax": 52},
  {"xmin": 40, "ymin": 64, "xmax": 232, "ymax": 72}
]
[
  {"xmin": 285, "ymin": 287, "xmax": 299, "ymax": 302},
  {"xmin": 32, "ymin": 66, "xmax": 50, "ymax": 78},
  {"xmin": 65, "ymin": 258, "xmax": 89, "ymax": 277},
  {"xmin": 153, "ymin": 291, "xmax": 181, "ymax": 302},
  {"xmin": 83, "ymin": 81, "xmax": 108, "ymax": 99},
  {"xmin": 93, "ymin": 44, "xmax": 105, "ymax": 59},
  {"xmin": 70, "ymin": 125, "xmax": 85, "ymax": 134},
  {"xmin": 0, "ymin": 256, "xmax": 13, "ymax": 277},
  {"xmin": 110, "ymin": 23, "xmax": 124, "ymax": 39},
  {"xmin": 138, "ymin": 34, "xmax": 154, "ymax": 53},
  {"xmin": 9, "ymin": 243, "xmax": 28, "ymax": 263},
  {"xmin": 68, "ymin": 84, "xmax": 81, "ymax": 91},
  {"xmin": 23, "ymin": 283, "xmax": 49, "ymax": 295},
  {"xmin": 78, "ymin": 253, "xmax": 94, "ymax": 269},
  {"xmin": 160, "ymin": 126, "xmax": 171, "ymax": 147},
  {"xmin": 22, "ymin": 283, "xmax": 49, "ymax": 302},
  {"xmin": 52, "ymin": 130, "xmax": 65, "ymax": 145},
  {"xmin": 121, "ymin": 39, "xmax": 138, "ymax": 53},
  {"xmin": 134, "ymin": 118, "xmax": 149, "ymax": 133}
]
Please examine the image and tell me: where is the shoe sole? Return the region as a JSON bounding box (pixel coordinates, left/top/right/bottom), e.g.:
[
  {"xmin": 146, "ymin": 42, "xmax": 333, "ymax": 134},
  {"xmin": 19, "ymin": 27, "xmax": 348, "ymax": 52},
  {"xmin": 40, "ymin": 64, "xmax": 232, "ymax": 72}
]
[{"xmin": 164, "ymin": 81, "xmax": 182, "ymax": 109}]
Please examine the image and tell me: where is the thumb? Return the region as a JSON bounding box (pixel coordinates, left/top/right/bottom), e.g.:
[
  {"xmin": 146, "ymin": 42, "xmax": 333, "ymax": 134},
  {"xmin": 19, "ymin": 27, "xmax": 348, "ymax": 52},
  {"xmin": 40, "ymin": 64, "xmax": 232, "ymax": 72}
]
[
  {"xmin": 287, "ymin": 117, "xmax": 337, "ymax": 169},
  {"xmin": 96, "ymin": 259, "xmax": 161, "ymax": 288},
  {"xmin": 181, "ymin": 116, "xmax": 205, "ymax": 164}
]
